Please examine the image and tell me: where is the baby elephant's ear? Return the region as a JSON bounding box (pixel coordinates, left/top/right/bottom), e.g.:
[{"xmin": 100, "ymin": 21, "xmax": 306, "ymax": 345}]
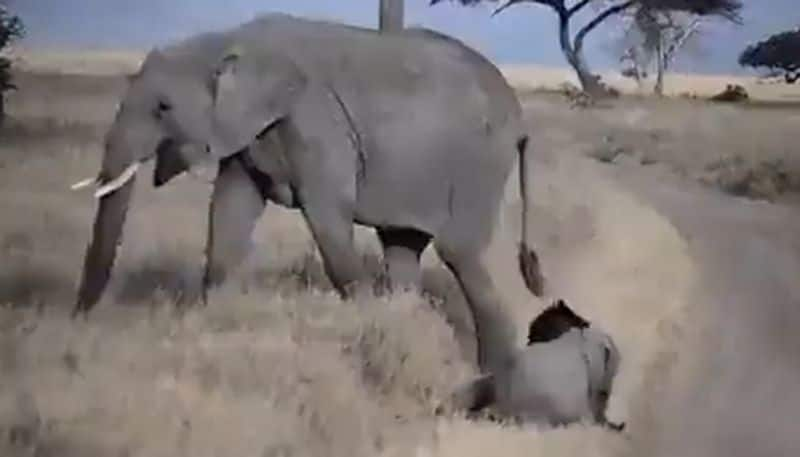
[{"xmin": 208, "ymin": 45, "xmax": 307, "ymax": 159}]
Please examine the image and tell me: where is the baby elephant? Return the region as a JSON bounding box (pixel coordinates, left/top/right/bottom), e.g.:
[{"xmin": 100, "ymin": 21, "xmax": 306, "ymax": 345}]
[{"xmin": 440, "ymin": 300, "xmax": 625, "ymax": 431}]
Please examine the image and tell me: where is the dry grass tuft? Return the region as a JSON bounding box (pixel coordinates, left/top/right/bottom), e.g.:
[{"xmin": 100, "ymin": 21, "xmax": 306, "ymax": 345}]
[
  {"xmin": 1, "ymin": 290, "xmax": 470, "ymax": 457},
  {"xmin": 699, "ymin": 156, "xmax": 800, "ymax": 201}
]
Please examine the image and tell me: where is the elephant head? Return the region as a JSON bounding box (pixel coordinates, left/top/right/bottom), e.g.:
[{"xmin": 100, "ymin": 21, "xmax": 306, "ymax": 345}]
[
  {"xmin": 526, "ymin": 298, "xmax": 590, "ymax": 345},
  {"xmin": 71, "ymin": 40, "xmax": 308, "ymax": 316}
]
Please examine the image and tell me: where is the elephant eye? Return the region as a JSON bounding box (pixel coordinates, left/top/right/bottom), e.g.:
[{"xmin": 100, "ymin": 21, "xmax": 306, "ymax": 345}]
[
  {"xmin": 158, "ymin": 100, "xmax": 173, "ymax": 112},
  {"xmin": 154, "ymin": 100, "xmax": 173, "ymax": 119}
]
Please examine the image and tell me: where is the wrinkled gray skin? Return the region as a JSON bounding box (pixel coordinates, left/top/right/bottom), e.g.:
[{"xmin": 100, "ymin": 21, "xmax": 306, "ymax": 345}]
[
  {"xmin": 73, "ymin": 14, "xmax": 544, "ymax": 382},
  {"xmin": 442, "ymin": 326, "xmax": 624, "ymax": 431}
]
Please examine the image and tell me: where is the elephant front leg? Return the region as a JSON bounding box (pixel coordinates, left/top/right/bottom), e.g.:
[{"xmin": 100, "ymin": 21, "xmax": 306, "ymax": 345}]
[
  {"xmin": 301, "ymin": 199, "xmax": 367, "ymax": 299},
  {"xmin": 203, "ymin": 155, "xmax": 268, "ymax": 301},
  {"xmin": 279, "ymin": 95, "xmax": 367, "ymax": 299}
]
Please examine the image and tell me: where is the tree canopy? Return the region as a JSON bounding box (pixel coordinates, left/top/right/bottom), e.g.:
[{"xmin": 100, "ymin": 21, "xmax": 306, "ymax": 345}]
[
  {"xmin": 430, "ymin": 0, "xmax": 741, "ymax": 19},
  {"xmin": 637, "ymin": 0, "xmax": 740, "ymax": 21},
  {"xmin": 739, "ymin": 29, "xmax": 800, "ymax": 84},
  {"xmin": 0, "ymin": 6, "xmax": 23, "ymax": 47},
  {"xmin": 1, "ymin": 6, "xmax": 24, "ymax": 93},
  {"xmin": 431, "ymin": 0, "xmax": 741, "ymax": 96},
  {"xmin": 616, "ymin": 6, "xmax": 707, "ymax": 95}
]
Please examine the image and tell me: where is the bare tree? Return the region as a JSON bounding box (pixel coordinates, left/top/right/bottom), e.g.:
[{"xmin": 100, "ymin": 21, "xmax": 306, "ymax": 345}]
[
  {"xmin": 739, "ymin": 29, "xmax": 800, "ymax": 84},
  {"xmin": 379, "ymin": 0, "xmax": 405, "ymax": 32},
  {"xmin": 0, "ymin": 5, "xmax": 24, "ymax": 127},
  {"xmin": 430, "ymin": 0, "xmax": 741, "ymax": 97},
  {"xmin": 618, "ymin": 7, "xmax": 704, "ymax": 96},
  {"xmin": 619, "ymin": 46, "xmax": 648, "ymax": 89}
]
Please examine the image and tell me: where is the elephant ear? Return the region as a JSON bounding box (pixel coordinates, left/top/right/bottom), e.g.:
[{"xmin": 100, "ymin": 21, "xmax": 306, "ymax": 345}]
[
  {"xmin": 208, "ymin": 45, "xmax": 308, "ymax": 159},
  {"xmin": 580, "ymin": 328, "xmax": 621, "ymax": 422}
]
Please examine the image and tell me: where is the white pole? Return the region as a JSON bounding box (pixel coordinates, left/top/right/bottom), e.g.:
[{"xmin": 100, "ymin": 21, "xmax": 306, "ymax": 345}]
[{"xmin": 379, "ymin": 0, "xmax": 404, "ymax": 32}]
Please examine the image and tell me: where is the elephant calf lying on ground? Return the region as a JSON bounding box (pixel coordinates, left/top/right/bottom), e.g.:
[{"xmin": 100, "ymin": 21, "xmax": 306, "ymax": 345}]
[{"xmin": 438, "ymin": 300, "xmax": 625, "ymax": 431}]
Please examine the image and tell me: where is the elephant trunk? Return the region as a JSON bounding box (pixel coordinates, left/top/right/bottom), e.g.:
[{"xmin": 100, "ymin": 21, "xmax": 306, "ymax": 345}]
[
  {"xmin": 72, "ymin": 137, "xmax": 141, "ymax": 318},
  {"xmin": 73, "ymin": 176, "xmax": 136, "ymax": 317}
]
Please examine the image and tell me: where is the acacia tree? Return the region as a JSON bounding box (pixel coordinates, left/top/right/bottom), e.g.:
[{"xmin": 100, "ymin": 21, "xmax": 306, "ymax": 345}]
[
  {"xmin": 430, "ymin": 0, "xmax": 741, "ymax": 96},
  {"xmin": 739, "ymin": 29, "xmax": 800, "ymax": 84},
  {"xmin": 0, "ymin": 5, "xmax": 24, "ymax": 127},
  {"xmin": 618, "ymin": 7, "xmax": 705, "ymax": 96}
]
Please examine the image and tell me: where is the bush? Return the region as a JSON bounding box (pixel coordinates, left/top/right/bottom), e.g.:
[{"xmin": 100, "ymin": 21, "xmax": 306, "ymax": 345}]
[
  {"xmin": 739, "ymin": 29, "xmax": 800, "ymax": 84},
  {"xmin": 0, "ymin": 7, "xmax": 24, "ymax": 126},
  {"xmin": 700, "ymin": 156, "xmax": 800, "ymax": 202}
]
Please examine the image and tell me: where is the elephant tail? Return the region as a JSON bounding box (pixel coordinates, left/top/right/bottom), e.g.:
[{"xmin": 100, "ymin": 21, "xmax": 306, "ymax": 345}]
[{"xmin": 516, "ymin": 135, "xmax": 545, "ymax": 297}]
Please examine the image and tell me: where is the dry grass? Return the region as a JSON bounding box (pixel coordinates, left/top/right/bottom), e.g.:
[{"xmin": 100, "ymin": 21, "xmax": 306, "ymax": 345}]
[
  {"xmin": 1, "ymin": 59, "xmax": 799, "ymax": 457},
  {"xmin": 14, "ymin": 47, "xmax": 800, "ymax": 100},
  {"xmin": 501, "ymin": 63, "xmax": 800, "ymax": 101},
  {"xmin": 10, "ymin": 48, "xmax": 146, "ymax": 76},
  {"xmin": 525, "ymin": 92, "xmax": 800, "ymax": 204}
]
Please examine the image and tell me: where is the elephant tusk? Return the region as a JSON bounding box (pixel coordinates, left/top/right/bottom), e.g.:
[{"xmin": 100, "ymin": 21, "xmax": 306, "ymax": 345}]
[
  {"xmin": 94, "ymin": 162, "xmax": 140, "ymax": 198},
  {"xmin": 70, "ymin": 177, "xmax": 98, "ymax": 190}
]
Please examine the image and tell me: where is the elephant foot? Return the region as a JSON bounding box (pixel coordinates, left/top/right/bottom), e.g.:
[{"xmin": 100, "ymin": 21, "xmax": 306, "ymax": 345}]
[
  {"xmin": 605, "ymin": 420, "xmax": 626, "ymax": 433},
  {"xmin": 199, "ymin": 287, "xmax": 210, "ymax": 307},
  {"xmin": 70, "ymin": 304, "xmax": 91, "ymax": 321},
  {"xmin": 374, "ymin": 273, "xmax": 424, "ymax": 299},
  {"xmin": 338, "ymin": 279, "xmax": 377, "ymax": 302}
]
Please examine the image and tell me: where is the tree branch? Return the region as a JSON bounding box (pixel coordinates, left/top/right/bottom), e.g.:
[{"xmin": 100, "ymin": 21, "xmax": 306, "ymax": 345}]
[
  {"xmin": 567, "ymin": 0, "xmax": 592, "ymax": 17},
  {"xmin": 491, "ymin": 0, "xmax": 525, "ymax": 16},
  {"xmin": 663, "ymin": 17, "xmax": 702, "ymax": 71},
  {"xmin": 573, "ymin": 0, "xmax": 636, "ymax": 54},
  {"xmin": 491, "ymin": 0, "xmax": 563, "ymax": 17}
]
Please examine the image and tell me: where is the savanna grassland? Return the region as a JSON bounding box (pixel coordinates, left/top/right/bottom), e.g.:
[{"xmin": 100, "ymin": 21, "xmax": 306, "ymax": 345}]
[{"xmin": 1, "ymin": 55, "xmax": 800, "ymax": 457}]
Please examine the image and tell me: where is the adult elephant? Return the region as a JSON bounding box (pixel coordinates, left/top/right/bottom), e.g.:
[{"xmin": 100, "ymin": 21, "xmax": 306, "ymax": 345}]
[{"xmin": 71, "ymin": 14, "xmax": 545, "ymax": 380}]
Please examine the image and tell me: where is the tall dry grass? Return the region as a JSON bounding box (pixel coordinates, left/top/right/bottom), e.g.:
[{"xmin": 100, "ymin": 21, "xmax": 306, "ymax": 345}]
[{"xmin": 1, "ymin": 66, "xmax": 799, "ymax": 457}]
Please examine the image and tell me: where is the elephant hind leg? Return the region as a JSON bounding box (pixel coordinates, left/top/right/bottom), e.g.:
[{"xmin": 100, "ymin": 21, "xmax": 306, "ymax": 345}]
[
  {"xmin": 203, "ymin": 155, "xmax": 268, "ymax": 300},
  {"xmin": 377, "ymin": 227, "xmax": 431, "ymax": 294},
  {"xmin": 434, "ymin": 240, "xmax": 517, "ymax": 377},
  {"xmin": 433, "ymin": 174, "xmax": 515, "ymax": 375}
]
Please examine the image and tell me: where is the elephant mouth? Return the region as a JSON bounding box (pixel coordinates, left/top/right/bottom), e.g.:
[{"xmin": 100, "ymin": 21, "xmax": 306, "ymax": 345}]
[
  {"xmin": 153, "ymin": 138, "xmax": 186, "ymax": 187},
  {"xmin": 71, "ymin": 139, "xmax": 219, "ymax": 196},
  {"xmin": 160, "ymin": 142, "xmax": 219, "ymax": 185}
]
